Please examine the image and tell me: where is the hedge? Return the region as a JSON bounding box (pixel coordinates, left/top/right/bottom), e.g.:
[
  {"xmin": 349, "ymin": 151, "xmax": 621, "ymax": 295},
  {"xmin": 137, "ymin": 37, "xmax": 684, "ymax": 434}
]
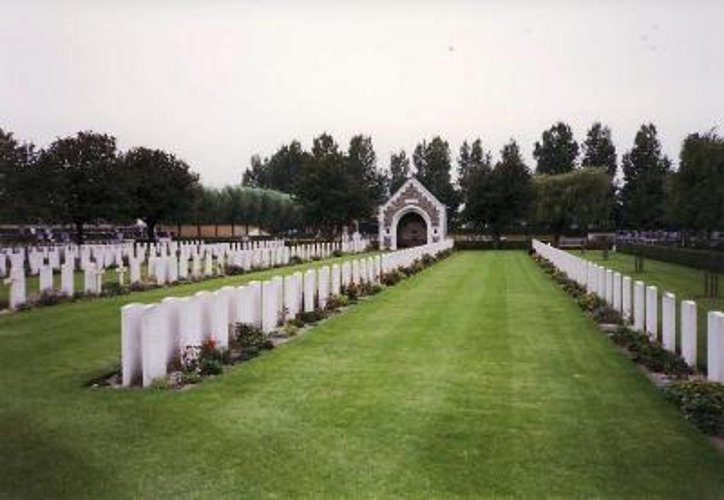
[
  {"xmin": 617, "ymin": 243, "xmax": 724, "ymax": 273},
  {"xmin": 454, "ymin": 240, "xmax": 531, "ymax": 250}
]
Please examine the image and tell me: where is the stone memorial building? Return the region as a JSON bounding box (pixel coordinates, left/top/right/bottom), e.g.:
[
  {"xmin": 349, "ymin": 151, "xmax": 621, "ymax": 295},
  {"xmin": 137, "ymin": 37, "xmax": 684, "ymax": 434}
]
[{"xmin": 378, "ymin": 178, "xmax": 447, "ymax": 250}]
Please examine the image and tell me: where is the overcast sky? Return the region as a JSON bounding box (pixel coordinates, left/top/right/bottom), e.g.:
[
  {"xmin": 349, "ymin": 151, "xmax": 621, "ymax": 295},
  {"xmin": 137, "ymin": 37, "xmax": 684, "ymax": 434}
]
[{"xmin": 1, "ymin": 0, "xmax": 722, "ymax": 186}]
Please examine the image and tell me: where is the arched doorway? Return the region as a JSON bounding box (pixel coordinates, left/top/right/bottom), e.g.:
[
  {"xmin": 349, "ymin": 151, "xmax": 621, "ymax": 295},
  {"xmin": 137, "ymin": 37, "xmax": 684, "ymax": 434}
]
[{"xmin": 396, "ymin": 211, "xmax": 428, "ymax": 248}]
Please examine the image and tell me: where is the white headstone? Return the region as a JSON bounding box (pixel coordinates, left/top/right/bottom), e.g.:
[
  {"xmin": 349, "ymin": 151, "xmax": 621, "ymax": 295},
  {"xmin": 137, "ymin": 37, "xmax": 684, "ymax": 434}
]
[
  {"xmin": 261, "ymin": 279, "xmax": 279, "ymax": 333},
  {"xmin": 622, "ymin": 276, "xmax": 632, "ymax": 322},
  {"xmin": 284, "ymin": 275, "xmax": 299, "ymax": 321},
  {"xmin": 168, "ymin": 256, "xmax": 178, "ymax": 283},
  {"xmin": 121, "ymin": 303, "xmax": 144, "ymax": 386},
  {"xmin": 178, "ymin": 296, "xmax": 202, "ymax": 349},
  {"xmin": 195, "ymin": 291, "xmax": 215, "ymax": 342},
  {"xmin": 303, "ymin": 269, "xmax": 316, "ymax": 312},
  {"xmin": 212, "ymin": 290, "xmax": 230, "ymax": 348},
  {"xmin": 707, "ymin": 311, "xmax": 724, "ymax": 382},
  {"xmin": 5, "ymin": 267, "xmax": 26, "ymax": 309},
  {"xmin": 39, "ymin": 265, "xmax": 53, "ymax": 292},
  {"xmin": 318, "ymin": 266, "xmax": 330, "ymax": 309},
  {"xmin": 331, "ymin": 264, "xmax": 341, "ymax": 296},
  {"xmin": 633, "ymin": 281, "xmax": 645, "ymax": 331},
  {"xmin": 612, "ymin": 272, "xmax": 622, "ymax": 313},
  {"xmin": 645, "ymin": 285, "xmax": 658, "ymax": 340},
  {"xmin": 141, "ymin": 304, "xmax": 170, "ymax": 387},
  {"xmin": 662, "ymin": 292, "xmax": 676, "ymax": 352},
  {"xmin": 681, "ymin": 300, "xmax": 697, "ymax": 368},
  {"xmin": 61, "ymin": 262, "xmax": 74, "ymax": 295},
  {"xmin": 129, "ymin": 258, "xmax": 141, "ymax": 284}
]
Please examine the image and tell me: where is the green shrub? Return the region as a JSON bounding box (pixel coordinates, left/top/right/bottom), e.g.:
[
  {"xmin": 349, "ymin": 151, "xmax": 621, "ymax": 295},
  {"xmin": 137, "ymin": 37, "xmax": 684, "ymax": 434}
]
[
  {"xmin": 297, "ymin": 309, "xmax": 327, "ymax": 324},
  {"xmin": 664, "ymin": 381, "xmax": 724, "ymax": 436},
  {"xmin": 326, "ymin": 294, "xmax": 349, "ymax": 311},
  {"xmin": 618, "ymin": 243, "xmax": 724, "ymax": 273},
  {"xmin": 100, "ymin": 282, "xmax": 128, "ymax": 297},
  {"xmin": 381, "ymin": 270, "xmax": 406, "ymax": 286},
  {"xmin": 280, "ymin": 322, "xmax": 300, "ymax": 337},
  {"xmin": 421, "ymin": 253, "xmax": 436, "ymax": 266},
  {"xmin": 0, "ymin": 297, "xmax": 8, "ymax": 310},
  {"xmin": 332, "ymin": 249, "xmax": 343, "ymax": 258},
  {"xmin": 198, "ymin": 339, "xmax": 228, "ymax": 376},
  {"xmin": 234, "ymin": 323, "xmax": 273, "ymax": 354},
  {"xmin": 454, "ymin": 239, "xmax": 531, "ymax": 250},
  {"xmin": 611, "ymin": 327, "xmax": 694, "ymax": 378},
  {"xmin": 33, "ymin": 290, "xmax": 69, "ymax": 307},
  {"xmin": 590, "ymin": 305, "xmax": 622, "ymax": 324},
  {"xmin": 225, "ymin": 264, "xmax": 245, "ymax": 276},
  {"xmin": 342, "ymin": 283, "xmax": 360, "ymax": 302}
]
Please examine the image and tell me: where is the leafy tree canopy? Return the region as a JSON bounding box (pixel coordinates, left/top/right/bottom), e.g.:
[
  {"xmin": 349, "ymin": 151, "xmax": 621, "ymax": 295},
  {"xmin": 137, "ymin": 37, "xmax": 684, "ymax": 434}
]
[{"xmin": 533, "ymin": 122, "xmax": 579, "ymax": 174}]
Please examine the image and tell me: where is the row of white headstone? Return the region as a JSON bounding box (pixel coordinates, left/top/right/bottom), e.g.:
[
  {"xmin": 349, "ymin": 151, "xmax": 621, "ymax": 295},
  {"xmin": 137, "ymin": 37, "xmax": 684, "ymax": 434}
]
[
  {"xmin": 532, "ymin": 240, "xmax": 724, "ymax": 383},
  {"xmin": 121, "ymin": 239, "xmax": 454, "ymax": 387},
  {"xmin": 2, "ymin": 235, "xmax": 369, "ymax": 278},
  {"xmin": 0, "ymin": 239, "xmax": 288, "ymax": 277},
  {"xmin": 2, "ymin": 239, "xmax": 370, "ymax": 310}
]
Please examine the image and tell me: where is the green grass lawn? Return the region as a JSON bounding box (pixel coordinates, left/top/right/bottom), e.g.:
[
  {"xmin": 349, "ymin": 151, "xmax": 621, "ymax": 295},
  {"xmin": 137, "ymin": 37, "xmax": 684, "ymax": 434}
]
[
  {"xmin": 574, "ymin": 249, "xmax": 724, "ymax": 369},
  {"xmin": 1, "ymin": 251, "xmax": 723, "ymax": 498}
]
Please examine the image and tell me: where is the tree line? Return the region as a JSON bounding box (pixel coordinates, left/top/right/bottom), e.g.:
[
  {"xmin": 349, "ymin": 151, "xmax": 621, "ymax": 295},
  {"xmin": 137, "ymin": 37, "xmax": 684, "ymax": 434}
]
[
  {"xmin": 244, "ymin": 123, "xmax": 724, "ymax": 237},
  {"xmin": 0, "ymin": 129, "xmax": 301, "ymax": 242},
  {"xmin": 2, "ymin": 123, "xmax": 722, "ymax": 241}
]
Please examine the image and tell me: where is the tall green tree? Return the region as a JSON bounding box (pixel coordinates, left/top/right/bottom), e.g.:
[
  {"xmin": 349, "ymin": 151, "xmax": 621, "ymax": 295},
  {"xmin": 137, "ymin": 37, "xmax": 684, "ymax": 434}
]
[
  {"xmin": 0, "ymin": 128, "xmax": 36, "ymax": 223},
  {"xmin": 413, "ymin": 136, "xmax": 459, "ymax": 223},
  {"xmin": 532, "ymin": 168, "xmax": 613, "ymax": 241},
  {"xmin": 671, "ymin": 131, "xmax": 724, "ymax": 234},
  {"xmin": 297, "ymin": 133, "xmax": 355, "ymax": 231},
  {"xmin": 242, "ymin": 141, "xmax": 309, "ymax": 195},
  {"xmin": 620, "ymin": 123, "xmax": 672, "ymax": 229},
  {"xmin": 120, "ymin": 147, "xmax": 200, "ymax": 240},
  {"xmin": 389, "ymin": 149, "xmax": 410, "ymax": 194},
  {"xmin": 464, "ymin": 140, "xmax": 532, "ymax": 237},
  {"xmin": 347, "ymin": 134, "xmax": 386, "ymax": 215},
  {"xmin": 581, "ymin": 122, "xmax": 617, "ymax": 176},
  {"xmin": 457, "ymin": 139, "xmax": 492, "ymax": 198},
  {"xmin": 533, "ymin": 122, "xmax": 579, "ymax": 174},
  {"xmin": 35, "ymin": 131, "xmax": 119, "ymax": 243}
]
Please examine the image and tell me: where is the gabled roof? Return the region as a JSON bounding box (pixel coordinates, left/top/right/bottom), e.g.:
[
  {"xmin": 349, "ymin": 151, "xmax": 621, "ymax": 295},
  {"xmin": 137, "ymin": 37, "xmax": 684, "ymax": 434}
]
[{"xmin": 379, "ymin": 177, "xmax": 446, "ymax": 212}]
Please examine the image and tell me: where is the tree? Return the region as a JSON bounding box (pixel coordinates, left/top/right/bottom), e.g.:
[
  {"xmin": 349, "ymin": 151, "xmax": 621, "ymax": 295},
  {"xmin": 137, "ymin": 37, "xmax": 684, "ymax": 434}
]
[
  {"xmin": 296, "ymin": 133, "xmax": 355, "ymax": 231},
  {"xmin": 457, "ymin": 140, "xmax": 472, "ymax": 194},
  {"xmin": 464, "ymin": 140, "xmax": 532, "ymax": 237},
  {"xmin": 458, "ymin": 138, "xmax": 492, "ymax": 199},
  {"xmin": 581, "ymin": 122, "xmax": 617, "ymax": 176},
  {"xmin": 532, "ymin": 168, "xmax": 613, "ymax": 241},
  {"xmin": 346, "ymin": 134, "xmax": 385, "ymax": 217},
  {"xmin": 120, "ymin": 147, "xmax": 200, "ymax": 240},
  {"xmin": 533, "ymin": 122, "xmax": 579, "ymax": 174},
  {"xmin": 389, "ymin": 150, "xmax": 410, "ymax": 194},
  {"xmin": 242, "ymin": 141, "xmax": 309, "ymax": 195},
  {"xmin": 671, "ymin": 131, "xmax": 724, "ymax": 234},
  {"xmin": 620, "ymin": 124, "xmax": 672, "ymax": 229},
  {"xmin": 35, "ymin": 131, "xmax": 119, "ymax": 243},
  {"xmin": 0, "ymin": 128, "xmax": 36, "ymax": 223},
  {"xmin": 413, "ymin": 136, "xmax": 459, "ymax": 223}
]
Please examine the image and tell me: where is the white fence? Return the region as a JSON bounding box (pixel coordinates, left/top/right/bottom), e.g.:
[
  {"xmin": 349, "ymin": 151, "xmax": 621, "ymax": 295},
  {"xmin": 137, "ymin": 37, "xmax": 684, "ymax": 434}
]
[
  {"xmin": 121, "ymin": 239, "xmax": 454, "ymax": 387},
  {"xmin": 532, "ymin": 239, "xmax": 724, "ymax": 383},
  {"xmin": 1, "ymin": 238, "xmax": 370, "ymax": 309}
]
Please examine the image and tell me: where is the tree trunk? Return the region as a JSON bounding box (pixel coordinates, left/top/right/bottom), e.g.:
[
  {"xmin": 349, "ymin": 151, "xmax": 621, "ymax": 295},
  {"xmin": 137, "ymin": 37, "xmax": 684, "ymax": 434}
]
[
  {"xmin": 146, "ymin": 221, "xmax": 156, "ymax": 241},
  {"xmin": 74, "ymin": 221, "xmax": 85, "ymax": 245}
]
